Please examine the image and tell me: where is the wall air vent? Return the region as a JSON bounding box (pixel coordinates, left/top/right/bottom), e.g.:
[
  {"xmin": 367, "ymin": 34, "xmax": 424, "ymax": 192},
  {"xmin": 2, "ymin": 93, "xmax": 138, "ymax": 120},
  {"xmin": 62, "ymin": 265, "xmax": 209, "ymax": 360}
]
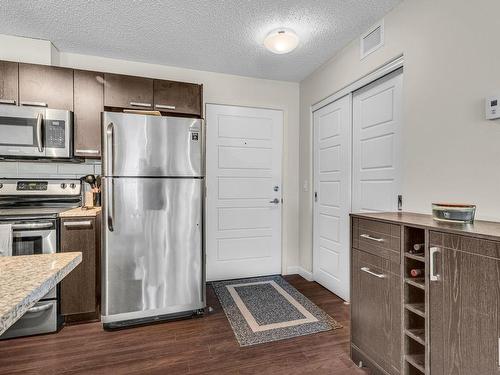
[{"xmin": 360, "ymin": 20, "xmax": 384, "ymax": 59}]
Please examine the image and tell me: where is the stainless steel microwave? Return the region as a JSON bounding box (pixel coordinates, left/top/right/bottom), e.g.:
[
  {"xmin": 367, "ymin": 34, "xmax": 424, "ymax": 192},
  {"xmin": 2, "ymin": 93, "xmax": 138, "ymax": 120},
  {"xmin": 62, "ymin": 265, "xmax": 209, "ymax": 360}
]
[{"xmin": 0, "ymin": 104, "xmax": 73, "ymax": 158}]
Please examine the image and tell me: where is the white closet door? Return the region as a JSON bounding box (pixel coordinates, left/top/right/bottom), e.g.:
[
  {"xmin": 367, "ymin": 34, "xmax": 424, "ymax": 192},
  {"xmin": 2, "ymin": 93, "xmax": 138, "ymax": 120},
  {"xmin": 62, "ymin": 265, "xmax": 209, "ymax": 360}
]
[
  {"xmin": 352, "ymin": 70, "xmax": 403, "ymax": 213},
  {"xmin": 206, "ymin": 104, "xmax": 283, "ymax": 281},
  {"xmin": 313, "ymin": 94, "xmax": 351, "ymax": 301}
]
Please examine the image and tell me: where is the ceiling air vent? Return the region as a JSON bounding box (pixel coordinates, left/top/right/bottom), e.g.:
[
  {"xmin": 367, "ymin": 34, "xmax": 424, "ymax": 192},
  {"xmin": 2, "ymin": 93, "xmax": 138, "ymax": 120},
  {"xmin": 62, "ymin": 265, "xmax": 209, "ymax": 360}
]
[{"xmin": 360, "ymin": 20, "xmax": 384, "ymax": 59}]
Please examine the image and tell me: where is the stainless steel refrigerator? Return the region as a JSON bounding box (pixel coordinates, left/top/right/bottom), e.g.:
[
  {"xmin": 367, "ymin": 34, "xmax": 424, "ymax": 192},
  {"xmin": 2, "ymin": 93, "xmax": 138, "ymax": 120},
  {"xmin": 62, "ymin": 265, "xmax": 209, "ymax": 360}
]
[{"xmin": 101, "ymin": 112, "xmax": 205, "ymax": 328}]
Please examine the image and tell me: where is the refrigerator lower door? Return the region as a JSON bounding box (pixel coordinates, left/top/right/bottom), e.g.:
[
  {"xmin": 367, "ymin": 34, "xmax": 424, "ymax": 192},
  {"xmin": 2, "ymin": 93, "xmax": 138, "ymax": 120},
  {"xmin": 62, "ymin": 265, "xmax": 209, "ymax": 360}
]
[{"xmin": 102, "ymin": 177, "xmax": 205, "ymax": 324}]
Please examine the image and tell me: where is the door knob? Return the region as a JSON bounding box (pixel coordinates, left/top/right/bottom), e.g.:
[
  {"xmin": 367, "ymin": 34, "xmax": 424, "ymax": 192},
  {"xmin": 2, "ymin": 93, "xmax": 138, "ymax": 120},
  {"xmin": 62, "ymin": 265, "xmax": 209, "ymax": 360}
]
[{"xmin": 269, "ymin": 198, "xmax": 280, "ymax": 204}]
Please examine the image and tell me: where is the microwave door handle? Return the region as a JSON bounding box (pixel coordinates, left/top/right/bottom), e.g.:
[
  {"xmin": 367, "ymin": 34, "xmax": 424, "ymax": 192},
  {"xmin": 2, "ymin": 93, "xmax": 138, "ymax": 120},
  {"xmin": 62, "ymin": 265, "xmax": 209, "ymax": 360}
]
[{"xmin": 36, "ymin": 112, "xmax": 43, "ymax": 152}]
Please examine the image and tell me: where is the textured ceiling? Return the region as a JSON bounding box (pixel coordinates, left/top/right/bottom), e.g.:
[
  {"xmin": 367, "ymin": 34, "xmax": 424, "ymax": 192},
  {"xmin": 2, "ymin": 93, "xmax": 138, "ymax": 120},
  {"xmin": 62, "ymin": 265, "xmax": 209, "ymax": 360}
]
[{"xmin": 0, "ymin": 0, "xmax": 401, "ymax": 81}]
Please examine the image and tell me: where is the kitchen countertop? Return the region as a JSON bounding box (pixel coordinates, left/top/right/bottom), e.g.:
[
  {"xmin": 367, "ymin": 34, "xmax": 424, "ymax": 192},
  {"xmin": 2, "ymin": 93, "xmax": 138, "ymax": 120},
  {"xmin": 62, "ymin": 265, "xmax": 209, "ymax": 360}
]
[
  {"xmin": 0, "ymin": 252, "xmax": 82, "ymax": 336},
  {"xmin": 59, "ymin": 207, "xmax": 102, "ymax": 218},
  {"xmin": 351, "ymin": 211, "xmax": 500, "ymax": 241}
]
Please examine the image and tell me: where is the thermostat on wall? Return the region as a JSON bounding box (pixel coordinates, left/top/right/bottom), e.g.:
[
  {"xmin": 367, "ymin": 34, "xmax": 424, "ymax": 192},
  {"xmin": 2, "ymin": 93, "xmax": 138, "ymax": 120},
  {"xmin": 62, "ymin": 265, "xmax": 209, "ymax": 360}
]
[{"xmin": 486, "ymin": 95, "xmax": 500, "ymax": 120}]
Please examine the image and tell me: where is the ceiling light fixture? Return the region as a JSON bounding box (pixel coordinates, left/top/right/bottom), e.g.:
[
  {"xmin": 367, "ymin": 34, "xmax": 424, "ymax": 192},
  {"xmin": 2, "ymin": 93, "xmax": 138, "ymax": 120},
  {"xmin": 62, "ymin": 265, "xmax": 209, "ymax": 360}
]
[{"xmin": 264, "ymin": 29, "xmax": 299, "ymax": 54}]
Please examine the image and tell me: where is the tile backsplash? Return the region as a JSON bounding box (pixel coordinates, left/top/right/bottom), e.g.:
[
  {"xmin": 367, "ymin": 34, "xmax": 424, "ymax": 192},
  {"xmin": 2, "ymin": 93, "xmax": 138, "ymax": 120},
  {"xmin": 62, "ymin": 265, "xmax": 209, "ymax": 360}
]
[{"xmin": 0, "ymin": 160, "xmax": 102, "ymax": 179}]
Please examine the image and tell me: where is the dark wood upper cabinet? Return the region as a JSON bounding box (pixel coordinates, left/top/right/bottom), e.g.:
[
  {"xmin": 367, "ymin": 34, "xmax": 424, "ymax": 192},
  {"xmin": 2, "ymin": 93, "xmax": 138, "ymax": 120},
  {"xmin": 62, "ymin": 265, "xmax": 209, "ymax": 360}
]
[
  {"xmin": 0, "ymin": 61, "xmax": 19, "ymax": 105},
  {"xmin": 18, "ymin": 63, "xmax": 73, "ymax": 111},
  {"xmin": 103, "ymin": 73, "xmax": 153, "ymax": 110},
  {"xmin": 429, "ymin": 232, "xmax": 500, "ymax": 375},
  {"xmin": 74, "ymin": 70, "xmax": 104, "ymax": 158},
  {"xmin": 154, "ymin": 80, "xmax": 202, "ymax": 116},
  {"xmin": 60, "ymin": 215, "xmax": 101, "ymax": 323}
]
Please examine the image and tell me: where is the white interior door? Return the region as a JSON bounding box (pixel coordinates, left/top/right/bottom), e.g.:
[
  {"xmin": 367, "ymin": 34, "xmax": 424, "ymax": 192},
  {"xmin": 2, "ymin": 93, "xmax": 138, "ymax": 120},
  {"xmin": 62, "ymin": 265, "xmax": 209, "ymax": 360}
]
[
  {"xmin": 313, "ymin": 94, "xmax": 351, "ymax": 301},
  {"xmin": 206, "ymin": 104, "xmax": 283, "ymax": 281},
  {"xmin": 352, "ymin": 69, "xmax": 403, "ymax": 213}
]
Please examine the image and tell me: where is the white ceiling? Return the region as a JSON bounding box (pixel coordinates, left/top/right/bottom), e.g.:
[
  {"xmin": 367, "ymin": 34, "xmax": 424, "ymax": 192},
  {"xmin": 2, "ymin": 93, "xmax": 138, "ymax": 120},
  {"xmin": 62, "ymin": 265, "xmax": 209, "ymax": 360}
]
[{"xmin": 0, "ymin": 0, "xmax": 401, "ymax": 82}]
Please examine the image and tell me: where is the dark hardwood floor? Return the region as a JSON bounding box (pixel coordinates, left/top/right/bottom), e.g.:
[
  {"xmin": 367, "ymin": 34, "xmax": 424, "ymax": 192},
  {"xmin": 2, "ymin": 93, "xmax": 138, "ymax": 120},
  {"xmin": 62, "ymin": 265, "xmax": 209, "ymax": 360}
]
[{"xmin": 0, "ymin": 275, "xmax": 364, "ymax": 375}]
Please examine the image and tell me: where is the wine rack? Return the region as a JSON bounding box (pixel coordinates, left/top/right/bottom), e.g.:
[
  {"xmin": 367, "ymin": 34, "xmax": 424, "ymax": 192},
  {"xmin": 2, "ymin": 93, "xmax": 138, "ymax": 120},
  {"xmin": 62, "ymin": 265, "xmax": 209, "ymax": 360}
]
[{"xmin": 402, "ymin": 226, "xmax": 427, "ymax": 374}]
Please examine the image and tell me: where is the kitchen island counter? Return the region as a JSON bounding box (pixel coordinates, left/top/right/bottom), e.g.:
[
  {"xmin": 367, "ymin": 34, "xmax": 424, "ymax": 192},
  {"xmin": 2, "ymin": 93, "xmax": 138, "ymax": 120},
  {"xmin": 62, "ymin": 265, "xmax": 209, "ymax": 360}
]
[{"xmin": 0, "ymin": 252, "xmax": 82, "ymax": 335}]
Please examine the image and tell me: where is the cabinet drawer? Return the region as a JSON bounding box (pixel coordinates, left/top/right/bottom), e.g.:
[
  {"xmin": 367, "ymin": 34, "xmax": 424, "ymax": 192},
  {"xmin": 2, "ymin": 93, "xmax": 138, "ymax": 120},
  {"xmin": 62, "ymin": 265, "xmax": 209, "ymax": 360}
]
[{"xmin": 352, "ymin": 218, "xmax": 400, "ymax": 262}]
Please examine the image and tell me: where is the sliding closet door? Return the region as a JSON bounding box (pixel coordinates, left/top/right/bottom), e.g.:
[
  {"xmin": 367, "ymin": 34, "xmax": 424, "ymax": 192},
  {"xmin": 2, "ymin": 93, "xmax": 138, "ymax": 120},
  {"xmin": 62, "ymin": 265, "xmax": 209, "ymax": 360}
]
[
  {"xmin": 352, "ymin": 69, "xmax": 403, "ymax": 213},
  {"xmin": 313, "ymin": 94, "xmax": 351, "ymax": 301}
]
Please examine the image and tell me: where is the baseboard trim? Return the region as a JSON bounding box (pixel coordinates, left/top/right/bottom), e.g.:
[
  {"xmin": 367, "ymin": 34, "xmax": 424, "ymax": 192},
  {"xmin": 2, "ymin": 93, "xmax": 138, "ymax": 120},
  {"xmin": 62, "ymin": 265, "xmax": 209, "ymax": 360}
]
[{"xmin": 286, "ymin": 266, "xmax": 314, "ymax": 282}]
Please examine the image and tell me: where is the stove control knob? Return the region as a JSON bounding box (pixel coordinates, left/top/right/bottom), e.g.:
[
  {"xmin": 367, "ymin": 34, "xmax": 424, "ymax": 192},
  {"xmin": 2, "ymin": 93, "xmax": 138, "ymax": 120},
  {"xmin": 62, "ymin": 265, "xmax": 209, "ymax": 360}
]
[
  {"xmin": 0, "ymin": 183, "xmax": 3, "ymax": 189},
  {"xmin": 70, "ymin": 183, "xmax": 76, "ymax": 189},
  {"xmin": 60, "ymin": 183, "xmax": 67, "ymax": 189}
]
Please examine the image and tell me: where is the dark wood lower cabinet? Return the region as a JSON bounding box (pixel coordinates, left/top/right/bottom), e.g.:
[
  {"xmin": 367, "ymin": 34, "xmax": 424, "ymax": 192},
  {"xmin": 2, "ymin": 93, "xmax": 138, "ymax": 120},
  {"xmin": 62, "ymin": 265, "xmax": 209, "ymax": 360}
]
[
  {"xmin": 351, "ymin": 213, "xmax": 500, "ymax": 375},
  {"xmin": 429, "ymin": 232, "xmax": 500, "ymax": 375},
  {"xmin": 60, "ymin": 214, "xmax": 101, "ymax": 323},
  {"xmin": 351, "ymin": 248, "xmax": 401, "ymax": 375}
]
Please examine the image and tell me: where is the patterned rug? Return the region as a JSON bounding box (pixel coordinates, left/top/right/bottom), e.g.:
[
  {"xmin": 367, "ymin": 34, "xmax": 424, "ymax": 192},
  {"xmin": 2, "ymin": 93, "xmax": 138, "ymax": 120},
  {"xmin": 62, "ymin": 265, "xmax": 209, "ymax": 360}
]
[{"xmin": 212, "ymin": 275, "xmax": 342, "ymax": 346}]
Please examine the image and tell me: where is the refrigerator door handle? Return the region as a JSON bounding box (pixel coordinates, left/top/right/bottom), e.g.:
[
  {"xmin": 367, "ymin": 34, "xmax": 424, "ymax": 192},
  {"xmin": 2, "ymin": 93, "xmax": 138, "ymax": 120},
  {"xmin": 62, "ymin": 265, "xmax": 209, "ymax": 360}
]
[
  {"xmin": 106, "ymin": 122, "xmax": 114, "ymax": 176},
  {"xmin": 107, "ymin": 178, "xmax": 114, "ymax": 232}
]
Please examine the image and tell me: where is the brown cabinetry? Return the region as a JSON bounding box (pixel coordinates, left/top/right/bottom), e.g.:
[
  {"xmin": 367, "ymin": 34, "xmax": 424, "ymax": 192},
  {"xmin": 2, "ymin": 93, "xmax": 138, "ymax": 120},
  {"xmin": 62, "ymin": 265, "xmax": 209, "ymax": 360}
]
[
  {"xmin": 103, "ymin": 73, "xmax": 153, "ymax": 110},
  {"xmin": 351, "ymin": 217, "xmax": 401, "ymax": 375},
  {"xmin": 153, "ymin": 80, "xmax": 202, "ymax": 116},
  {"xmin": 351, "ymin": 212, "xmax": 500, "ymax": 375},
  {"xmin": 19, "ymin": 63, "xmax": 73, "ymax": 111},
  {"xmin": 0, "ymin": 61, "xmax": 18, "ymax": 105},
  {"xmin": 60, "ymin": 215, "xmax": 101, "ymax": 323},
  {"xmin": 73, "ymin": 70, "xmax": 104, "ymax": 158},
  {"xmin": 429, "ymin": 232, "xmax": 500, "ymax": 375}
]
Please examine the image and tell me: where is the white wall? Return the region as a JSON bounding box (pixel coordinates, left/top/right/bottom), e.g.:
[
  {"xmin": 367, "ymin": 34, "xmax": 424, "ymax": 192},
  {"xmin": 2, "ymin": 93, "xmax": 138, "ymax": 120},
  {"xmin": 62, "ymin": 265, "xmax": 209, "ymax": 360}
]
[
  {"xmin": 299, "ymin": 0, "xmax": 500, "ymax": 271},
  {"xmin": 0, "ymin": 34, "xmax": 58, "ymax": 65},
  {"xmin": 0, "ymin": 37, "xmax": 301, "ymax": 273}
]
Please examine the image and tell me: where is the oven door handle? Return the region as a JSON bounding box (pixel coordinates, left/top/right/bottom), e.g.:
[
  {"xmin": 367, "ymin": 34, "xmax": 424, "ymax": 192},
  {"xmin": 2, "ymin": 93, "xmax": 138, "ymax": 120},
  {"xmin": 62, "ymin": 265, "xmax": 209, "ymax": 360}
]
[
  {"xmin": 36, "ymin": 112, "xmax": 43, "ymax": 153},
  {"xmin": 26, "ymin": 303, "xmax": 53, "ymax": 314},
  {"xmin": 12, "ymin": 222, "xmax": 53, "ymax": 230}
]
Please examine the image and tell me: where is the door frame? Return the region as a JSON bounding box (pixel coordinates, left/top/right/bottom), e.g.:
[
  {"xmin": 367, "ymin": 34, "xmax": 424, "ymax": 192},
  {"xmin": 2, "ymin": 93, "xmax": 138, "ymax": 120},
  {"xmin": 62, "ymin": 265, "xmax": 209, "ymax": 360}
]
[
  {"xmin": 310, "ymin": 55, "xmax": 405, "ymax": 294},
  {"xmin": 205, "ymin": 103, "xmax": 285, "ymax": 279}
]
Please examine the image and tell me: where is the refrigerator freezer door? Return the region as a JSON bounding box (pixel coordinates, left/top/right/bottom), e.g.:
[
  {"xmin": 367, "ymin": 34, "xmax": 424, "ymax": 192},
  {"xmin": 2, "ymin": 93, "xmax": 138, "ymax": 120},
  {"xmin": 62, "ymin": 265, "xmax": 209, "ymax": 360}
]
[
  {"xmin": 102, "ymin": 177, "xmax": 205, "ymax": 323},
  {"xmin": 102, "ymin": 112, "xmax": 203, "ymax": 177}
]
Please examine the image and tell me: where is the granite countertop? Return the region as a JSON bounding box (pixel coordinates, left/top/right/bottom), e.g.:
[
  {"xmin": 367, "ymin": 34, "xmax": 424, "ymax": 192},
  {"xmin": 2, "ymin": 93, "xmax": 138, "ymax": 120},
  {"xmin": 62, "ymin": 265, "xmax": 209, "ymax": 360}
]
[
  {"xmin": 0, "ymin": 252, "xmax": 82, "ymax": 336},
  {"xmin": 59, "ymin": 207, "xmax": 102, "ymax": 218}
]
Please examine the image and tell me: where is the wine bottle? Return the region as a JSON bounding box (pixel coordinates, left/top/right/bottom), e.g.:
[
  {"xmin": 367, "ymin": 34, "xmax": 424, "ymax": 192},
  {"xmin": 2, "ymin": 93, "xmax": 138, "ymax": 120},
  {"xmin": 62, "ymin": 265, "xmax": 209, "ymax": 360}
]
[
  {"xmin": 409, "ymin": 243, "xmax": 425, "ymax": 254},
  {"xmin": 410, "ymin": 268, "xmax": 424, "ymax": 277}
]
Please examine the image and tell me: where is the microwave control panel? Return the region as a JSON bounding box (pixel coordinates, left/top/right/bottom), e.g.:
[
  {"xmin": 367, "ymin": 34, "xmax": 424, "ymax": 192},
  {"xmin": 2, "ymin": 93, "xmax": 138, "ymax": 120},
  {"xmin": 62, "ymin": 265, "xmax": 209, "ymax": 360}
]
[{"xmin": 45, "ymin": 120, "xmax": 66, "ymax": 148}]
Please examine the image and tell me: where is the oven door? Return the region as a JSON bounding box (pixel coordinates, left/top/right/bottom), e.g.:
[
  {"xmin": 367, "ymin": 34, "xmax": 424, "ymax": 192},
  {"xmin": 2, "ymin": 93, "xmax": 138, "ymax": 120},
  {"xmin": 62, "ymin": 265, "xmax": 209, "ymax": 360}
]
[
  {"xmin": 12, "ymin": 221, "xmax": 58, "ymax": 300},
  {"xmin": 0, "ymin": 108, "xmax": 46, "ymax": 157},
  {"xmin": 12, "ymin": 223, "xmax": 57, "ymax": 256}
]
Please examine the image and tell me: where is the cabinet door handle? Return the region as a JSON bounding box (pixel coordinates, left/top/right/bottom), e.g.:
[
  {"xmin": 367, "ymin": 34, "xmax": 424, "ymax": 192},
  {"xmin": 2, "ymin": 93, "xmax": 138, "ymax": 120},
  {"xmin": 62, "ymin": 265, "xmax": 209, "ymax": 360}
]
[
  {"xmin": 155, "ymin": 104, "xmax": 176, "ymax": 110},
  {"xmin": 75, "ymin": 149, "xmax": 100, "ymax": 155},
  {"xmin": 63, "ymin": 220, "xmax": 92, "ymax": 228},
  {"xmin": 0, "ymin": 99, "xmax": 16, "ymax": 105},
  {"xmin": 360, "ymin": 267, "xmax": 386, "ymax": 278},
  {"xmin": 21, "ymin": 101, "xmax": 48, "ymax": 107},
  {"xmin": 430, "ymin": 246, "xmax": 441, "ymax": 281},
  {"xmin": 129, "ymin": 102, "xmax": 152, "ymax": 108},
  {"xmin": 360, "ymin": 233, "xmax": 384, "ymax": 242}
]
